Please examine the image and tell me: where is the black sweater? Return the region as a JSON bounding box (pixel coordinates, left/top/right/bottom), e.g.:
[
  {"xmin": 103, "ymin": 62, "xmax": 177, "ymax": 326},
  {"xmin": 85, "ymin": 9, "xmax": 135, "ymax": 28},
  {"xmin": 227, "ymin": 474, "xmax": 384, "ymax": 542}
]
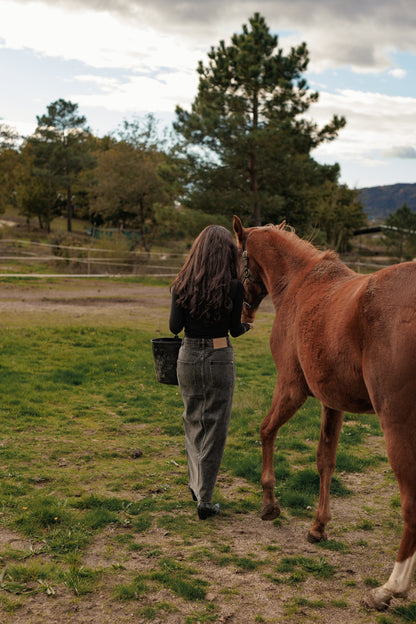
[{"xmin": 169, "ymin": 279, "xmax": 250, "ymax": 338}]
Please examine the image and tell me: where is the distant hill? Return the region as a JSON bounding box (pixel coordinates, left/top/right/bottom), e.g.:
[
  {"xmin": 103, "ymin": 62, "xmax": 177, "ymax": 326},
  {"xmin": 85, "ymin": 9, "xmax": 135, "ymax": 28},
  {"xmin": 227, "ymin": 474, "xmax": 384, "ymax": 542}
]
[{"xmin": 358, "ymin": 183, "xmax": 416, "ymax": 219}]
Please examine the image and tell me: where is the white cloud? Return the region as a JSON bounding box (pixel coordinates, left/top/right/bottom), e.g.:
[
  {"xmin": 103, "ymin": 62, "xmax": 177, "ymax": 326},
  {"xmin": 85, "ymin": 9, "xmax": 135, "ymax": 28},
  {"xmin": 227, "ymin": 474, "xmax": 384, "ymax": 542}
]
[
  {"xmin": 2, "ymin": 0, "xmax": 416, "ymax": 75},
  {"xmin": 0, "ymin": 0, "xmax": 206, "ymax": 71},
  {"xmin": 389, "ymin": 68, "xmax": 407, "ymax": 79},
  {"xmin": 72, "ymin": 71, "xmax": 198, "ymax": 113},
  {"xmin": 310, "ymin": 89, "xmax": 416, "ymax": 161},
  {"xmin": 382, "ymin": 146, "xmax": 416, "ymax": 159}
]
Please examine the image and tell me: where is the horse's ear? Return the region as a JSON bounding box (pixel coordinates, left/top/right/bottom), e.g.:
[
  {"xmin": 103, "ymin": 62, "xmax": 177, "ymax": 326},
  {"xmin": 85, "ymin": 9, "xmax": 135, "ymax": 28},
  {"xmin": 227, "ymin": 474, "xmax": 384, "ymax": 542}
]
[{"xmin": 233, "ymin": 215, "xmax": 244, "ymax": 242}]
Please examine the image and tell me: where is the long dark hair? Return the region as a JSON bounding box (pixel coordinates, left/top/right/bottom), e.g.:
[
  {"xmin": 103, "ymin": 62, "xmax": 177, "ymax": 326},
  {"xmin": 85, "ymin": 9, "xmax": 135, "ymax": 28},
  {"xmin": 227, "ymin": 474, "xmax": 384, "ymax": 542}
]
[{"xmin": 171, "ymin": 225, "xmax": 240, "ymax": 324}]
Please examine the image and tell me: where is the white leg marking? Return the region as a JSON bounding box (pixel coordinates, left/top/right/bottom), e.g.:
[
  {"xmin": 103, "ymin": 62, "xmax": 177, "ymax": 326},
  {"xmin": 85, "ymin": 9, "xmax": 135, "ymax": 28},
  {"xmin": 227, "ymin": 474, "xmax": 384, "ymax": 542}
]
[
  {"xmin": 383, "ymin": 555, "xmax": 416, "ymax": 596},
  {"xmin": 366, "ymin": 554, "xmax": 416, "ymax": 610}
]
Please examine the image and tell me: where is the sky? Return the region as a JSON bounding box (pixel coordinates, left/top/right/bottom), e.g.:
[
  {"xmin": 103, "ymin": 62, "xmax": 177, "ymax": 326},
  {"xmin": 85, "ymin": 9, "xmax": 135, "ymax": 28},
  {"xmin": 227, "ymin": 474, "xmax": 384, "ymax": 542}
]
[{"xmin": 0, "ymin": 0, "xmax": 415, "ymax": 190}]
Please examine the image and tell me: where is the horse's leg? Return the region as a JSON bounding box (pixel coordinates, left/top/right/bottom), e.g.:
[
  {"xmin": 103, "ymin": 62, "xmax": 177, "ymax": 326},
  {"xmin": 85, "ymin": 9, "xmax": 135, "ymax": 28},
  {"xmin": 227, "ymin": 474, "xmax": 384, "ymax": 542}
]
[
  {"xmin": 364, "ymin": 420, "xmax": 416, "ymax": 610},
  {"xmin": 308, "ymin": 405, "xmax": 344, "ymax": 542},
  {"xmin": 260, "ymin": 381, "xmax": 307, "ymax": 520}
]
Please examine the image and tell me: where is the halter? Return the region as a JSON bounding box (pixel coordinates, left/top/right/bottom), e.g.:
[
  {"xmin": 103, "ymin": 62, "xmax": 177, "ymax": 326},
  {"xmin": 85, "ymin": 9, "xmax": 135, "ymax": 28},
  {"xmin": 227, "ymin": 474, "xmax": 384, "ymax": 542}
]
[{"xmin": 241, "ymin": 233, "xmax": 268, "ymax": 310}]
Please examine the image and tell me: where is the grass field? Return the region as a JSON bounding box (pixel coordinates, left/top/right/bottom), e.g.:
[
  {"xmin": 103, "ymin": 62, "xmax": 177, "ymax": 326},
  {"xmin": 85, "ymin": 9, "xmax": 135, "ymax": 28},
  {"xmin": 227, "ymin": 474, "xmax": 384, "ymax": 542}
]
[{"xmin": 0, "ymin": 278, "xmax": 413, "ymax": 623}]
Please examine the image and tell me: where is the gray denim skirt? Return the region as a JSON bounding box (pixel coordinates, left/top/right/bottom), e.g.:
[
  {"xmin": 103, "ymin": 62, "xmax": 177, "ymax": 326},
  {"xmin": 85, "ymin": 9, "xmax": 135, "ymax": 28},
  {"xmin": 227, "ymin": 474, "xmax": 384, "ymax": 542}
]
[{"xmin": 177, "ymin": 336, "xmax": 236, "ymax": 504}]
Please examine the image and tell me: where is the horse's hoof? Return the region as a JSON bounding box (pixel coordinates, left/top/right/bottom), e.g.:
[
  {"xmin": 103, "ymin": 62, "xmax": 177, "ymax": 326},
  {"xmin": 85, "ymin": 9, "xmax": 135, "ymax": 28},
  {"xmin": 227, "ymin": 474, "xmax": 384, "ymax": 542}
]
[
  {"xmin": 361, "ymin": 587, "xmax": 391, "ymax": 611},
  {"xmin": 307, "ymin": 529, "xmax": 327, "ymax": 543},
  {"xmin": 261, "ymin": 501, "xmax": 280, "ymax": 521}
]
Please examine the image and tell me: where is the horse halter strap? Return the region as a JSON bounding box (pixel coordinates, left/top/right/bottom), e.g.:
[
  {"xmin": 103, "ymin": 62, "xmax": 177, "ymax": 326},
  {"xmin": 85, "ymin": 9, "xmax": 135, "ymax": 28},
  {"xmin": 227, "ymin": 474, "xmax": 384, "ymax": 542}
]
[{"xmin": 241, "ymin": 234, "xmax": 268, "ymax": 309}]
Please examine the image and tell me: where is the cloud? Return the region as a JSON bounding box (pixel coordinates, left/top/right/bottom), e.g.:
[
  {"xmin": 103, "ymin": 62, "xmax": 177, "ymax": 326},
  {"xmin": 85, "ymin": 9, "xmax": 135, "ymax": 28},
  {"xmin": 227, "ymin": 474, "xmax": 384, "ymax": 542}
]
[
  {"xmin": 381, "ymin": 146, "xmax": 416, "ymax": 159},
  {"xmin": 309, "ymin": 90, "xmax": 416, "ymax": 160},
  {"xmin": 389, "ymin": 68, "xmax": 407, "ymax": 79},
  {"xmin": 2, "ymin": 0, "xmax": 416, "ymax": 75},
  {"xmin": 0, "ymin": 1, "xmax": 206, "ymax": 71},
  {"xmin": 72, "ymin": 71, "xmax": 198, "ymax": 114}
]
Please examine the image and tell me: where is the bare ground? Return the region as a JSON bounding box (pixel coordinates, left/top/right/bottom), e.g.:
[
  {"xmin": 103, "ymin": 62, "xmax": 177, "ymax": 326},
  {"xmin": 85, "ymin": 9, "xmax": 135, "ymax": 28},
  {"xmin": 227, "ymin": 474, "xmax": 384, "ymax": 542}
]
[{"xmin": 0, "ymin": 279, "xmax": 409, "ymax": 623}]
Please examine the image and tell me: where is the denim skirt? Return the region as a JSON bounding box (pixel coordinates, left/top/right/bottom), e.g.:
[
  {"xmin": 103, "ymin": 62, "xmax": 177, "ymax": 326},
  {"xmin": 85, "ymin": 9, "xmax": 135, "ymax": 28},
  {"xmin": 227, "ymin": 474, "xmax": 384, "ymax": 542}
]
[{"xmin": 177, "ymin": 336, "xmax": 236, "ymax": 504}]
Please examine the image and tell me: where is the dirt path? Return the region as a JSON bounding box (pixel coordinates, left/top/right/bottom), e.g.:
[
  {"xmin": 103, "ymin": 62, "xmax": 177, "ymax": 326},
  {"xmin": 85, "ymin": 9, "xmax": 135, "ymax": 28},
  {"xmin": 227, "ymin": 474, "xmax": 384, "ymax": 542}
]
[
  {"xmin": 0, "ymin": 279, "xmax": 275, "ymax": 327},
  {"xmin": 0, "ymin": 279, "xmax": 172, "ymax": 327}
]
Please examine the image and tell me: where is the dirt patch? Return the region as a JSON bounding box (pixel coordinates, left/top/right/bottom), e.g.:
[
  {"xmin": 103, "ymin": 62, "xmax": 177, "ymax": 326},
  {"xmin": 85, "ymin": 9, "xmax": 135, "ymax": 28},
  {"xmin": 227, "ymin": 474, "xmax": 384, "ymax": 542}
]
[
  {"xmin": 0, "ymin": 280, "xmax": 172, "ymax": 327},
  {"xmin": 0, "ymin": 280, "xmax": 275, "ymax": 328}
]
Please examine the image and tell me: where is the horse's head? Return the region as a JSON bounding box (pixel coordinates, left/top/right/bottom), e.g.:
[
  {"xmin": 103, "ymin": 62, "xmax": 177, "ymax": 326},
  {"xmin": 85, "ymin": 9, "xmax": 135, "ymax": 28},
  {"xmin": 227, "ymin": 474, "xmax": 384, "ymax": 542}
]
[{"xmin": 233, "ymin": 215, "xmax": 268, "ymax": 323}]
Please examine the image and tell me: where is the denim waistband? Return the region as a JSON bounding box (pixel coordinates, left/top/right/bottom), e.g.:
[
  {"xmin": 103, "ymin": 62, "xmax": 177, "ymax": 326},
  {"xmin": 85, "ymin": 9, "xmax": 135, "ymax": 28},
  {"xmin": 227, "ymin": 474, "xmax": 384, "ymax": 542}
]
[{"xmin": 182, "ymin": 336, "xmax": 231, "ymax": 348}]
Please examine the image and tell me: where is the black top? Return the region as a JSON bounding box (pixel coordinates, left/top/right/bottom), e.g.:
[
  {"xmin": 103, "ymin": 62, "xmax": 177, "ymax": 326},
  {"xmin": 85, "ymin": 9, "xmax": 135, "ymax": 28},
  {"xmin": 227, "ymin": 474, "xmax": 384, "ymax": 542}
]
[{"xmin": 169, "ymin": 279, "xmax": 250, "ymax": 338}]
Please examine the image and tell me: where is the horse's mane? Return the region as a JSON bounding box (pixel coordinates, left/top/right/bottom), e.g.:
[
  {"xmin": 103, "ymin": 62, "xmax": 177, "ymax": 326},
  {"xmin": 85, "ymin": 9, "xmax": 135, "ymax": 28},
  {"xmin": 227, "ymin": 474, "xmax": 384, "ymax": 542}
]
[{"xmin": 259, "ymin": 222, "xmax": 340, "ymax": 266}]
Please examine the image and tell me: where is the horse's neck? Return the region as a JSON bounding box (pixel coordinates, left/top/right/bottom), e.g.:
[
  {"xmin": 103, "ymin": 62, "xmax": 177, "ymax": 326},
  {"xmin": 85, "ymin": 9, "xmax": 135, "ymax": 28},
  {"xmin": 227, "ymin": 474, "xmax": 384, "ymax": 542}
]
[
  {"xmin": 258, "ymin": 232, "xmax": 339, "ymax": 301},
  {"xmin": 261, "ymin": 231, "xmax": 319, "ymax": 275}
]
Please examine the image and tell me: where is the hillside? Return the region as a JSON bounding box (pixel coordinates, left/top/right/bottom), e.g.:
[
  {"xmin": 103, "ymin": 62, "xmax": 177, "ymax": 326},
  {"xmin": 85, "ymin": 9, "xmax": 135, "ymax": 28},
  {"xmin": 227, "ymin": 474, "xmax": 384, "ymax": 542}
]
[{"xmin": 358, "ymin": 182, "xmax": 416, "ymax": 219}]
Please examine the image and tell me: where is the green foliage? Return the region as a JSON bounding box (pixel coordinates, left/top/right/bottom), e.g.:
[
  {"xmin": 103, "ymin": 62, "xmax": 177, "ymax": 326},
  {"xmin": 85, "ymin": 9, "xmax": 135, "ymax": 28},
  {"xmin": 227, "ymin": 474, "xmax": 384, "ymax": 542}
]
[
  {"xmin": 0, "ymin": 125, "xmax": 21, "ymax": 214},
  {"xmin": 89, "ymin": 115, "xmax": 183, "ymax": 251},
  {"xmin": 152, "ymin": 203, "xmax": 229, "ymax": 241},
  {"xmin": 311, "ymin": 181, "xmax": 367, "ymax": 251},
  {"xmin": 25, "ymin": 99, "xmax": 95, "ymax": 232},
  {"xmin": 89, "ymin": 138, "xmax": 168, "ymax": 244},
  {"xmin": 383, "ymin": 203, "xmax": 416, "ymax": 260},
  {"xmin": 15, "ymin": 143, "xmax": 62, "ymax": 232},
  {"xmin": 174, "ymin": 12, "xmax": 345, "ymax": 228}
]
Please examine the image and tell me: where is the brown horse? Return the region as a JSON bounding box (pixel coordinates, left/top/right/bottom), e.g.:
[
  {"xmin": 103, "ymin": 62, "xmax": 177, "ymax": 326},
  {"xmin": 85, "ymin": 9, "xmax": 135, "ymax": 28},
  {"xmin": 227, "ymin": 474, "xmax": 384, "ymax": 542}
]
[{"xmin": 233, "ymin": 215, "xmax": 416, "ymax": 610}]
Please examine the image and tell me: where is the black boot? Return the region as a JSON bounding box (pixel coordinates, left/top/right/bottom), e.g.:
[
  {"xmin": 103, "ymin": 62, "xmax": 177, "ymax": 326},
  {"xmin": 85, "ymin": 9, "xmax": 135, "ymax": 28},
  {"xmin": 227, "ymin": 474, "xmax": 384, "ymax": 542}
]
[{"xmin": 197, "ymin": 502, "xmax": 220, "ymax": 520}]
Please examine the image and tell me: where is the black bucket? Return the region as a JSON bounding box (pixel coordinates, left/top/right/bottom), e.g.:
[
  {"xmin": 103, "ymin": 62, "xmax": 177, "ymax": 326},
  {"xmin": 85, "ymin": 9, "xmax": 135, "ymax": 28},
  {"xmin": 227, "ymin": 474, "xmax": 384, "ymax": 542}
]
[{"xmin": 151, "ymin": 336, "xmax": 182, "ymax": 385}]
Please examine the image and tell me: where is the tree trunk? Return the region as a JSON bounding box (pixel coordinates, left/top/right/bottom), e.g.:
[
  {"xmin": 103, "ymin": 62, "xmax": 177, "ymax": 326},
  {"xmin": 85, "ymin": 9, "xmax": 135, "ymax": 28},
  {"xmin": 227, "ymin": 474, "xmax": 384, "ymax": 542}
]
[
  {"xmin": 66, "ymin": 185, "xmax": 72, "ymax": 232},
  {"xmin": 250, "ymin": 152, "xmax": 261, "ymax": 226},
  {"xmin": 250, "ymin": 93, "xmax": 261, "ymax": 226}
]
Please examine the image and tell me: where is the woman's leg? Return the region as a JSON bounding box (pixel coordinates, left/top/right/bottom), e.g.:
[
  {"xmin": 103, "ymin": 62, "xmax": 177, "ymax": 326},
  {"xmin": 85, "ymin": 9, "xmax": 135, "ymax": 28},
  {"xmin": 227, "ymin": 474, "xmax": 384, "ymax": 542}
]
[
  {"xmin": 178, "ymin": 340, "xmax": 235, "ymax": 507},
  {"xmin": 197, "ymin": 344, "xmax": 235, "ymax": 504}
]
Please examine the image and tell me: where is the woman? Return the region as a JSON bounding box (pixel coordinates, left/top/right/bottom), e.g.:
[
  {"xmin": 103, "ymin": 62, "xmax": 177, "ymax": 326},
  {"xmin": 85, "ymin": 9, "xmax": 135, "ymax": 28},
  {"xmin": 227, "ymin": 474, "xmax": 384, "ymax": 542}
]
[{"xmin": 170, "ymin": 225, "xmax": 252, "ymax": 520}]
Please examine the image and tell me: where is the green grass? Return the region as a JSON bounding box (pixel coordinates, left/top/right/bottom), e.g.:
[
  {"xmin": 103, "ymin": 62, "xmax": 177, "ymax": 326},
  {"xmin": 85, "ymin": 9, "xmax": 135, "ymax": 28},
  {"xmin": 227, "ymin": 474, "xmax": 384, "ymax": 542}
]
[
  {"xmin": 0, "ymin": 284, "xmax": 401, "ymax": 623},
  {"xmin": 151, "ymin": 558, "xmax": 208, "ymax": 601},
  {"xmin": 113, "ymin": 573, "xmax": 149, "ymax": 601},
  {"xmin": 272, "ymin": 555, "xmax": 336, "ymax": 583}
]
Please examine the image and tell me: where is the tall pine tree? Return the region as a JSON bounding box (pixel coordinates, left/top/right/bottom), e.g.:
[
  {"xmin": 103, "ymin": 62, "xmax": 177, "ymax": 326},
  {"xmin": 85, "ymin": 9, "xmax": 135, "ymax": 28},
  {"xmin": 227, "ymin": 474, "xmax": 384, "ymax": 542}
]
[
  {"xmin": 29, "ymin": 99, "xmax": 94, "ymax": 232},
  {"xmin": 175, "ymin": 13, "xmax": 346, "ymax": 227}
]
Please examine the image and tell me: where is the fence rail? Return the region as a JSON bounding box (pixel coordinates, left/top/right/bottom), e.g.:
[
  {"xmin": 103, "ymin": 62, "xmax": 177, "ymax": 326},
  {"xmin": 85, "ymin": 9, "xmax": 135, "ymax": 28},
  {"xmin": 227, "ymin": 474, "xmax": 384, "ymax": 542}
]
[
  {"xmin": 0, "ymin": 238, "xmax": 186, "ymax": 277},
  {"xmin": 0, "ymin": 238, "xmax": 398, "ymax": 278}
]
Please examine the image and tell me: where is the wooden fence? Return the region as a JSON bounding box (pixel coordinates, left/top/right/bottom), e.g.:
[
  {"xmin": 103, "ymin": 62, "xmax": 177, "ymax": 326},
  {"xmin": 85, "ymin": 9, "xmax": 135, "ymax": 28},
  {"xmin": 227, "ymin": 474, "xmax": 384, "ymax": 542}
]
[
  {"xmin": 0, "ymin": 239, "xmax": 187, "ymax": 278},
  {"xmin": 0, "ymin": 238, "xmax": 396, "ymax": 278}
]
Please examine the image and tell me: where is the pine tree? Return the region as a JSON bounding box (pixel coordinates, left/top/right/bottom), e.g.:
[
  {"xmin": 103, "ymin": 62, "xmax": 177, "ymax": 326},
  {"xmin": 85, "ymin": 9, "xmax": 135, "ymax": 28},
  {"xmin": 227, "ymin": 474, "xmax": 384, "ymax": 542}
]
[
  {"xmin": 175, "ymin": 13, "xmax": 346, "ymax": 227},
  {"xmin": 29, "ymin": 99, "xmax": 94, "ymax": 231}
]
